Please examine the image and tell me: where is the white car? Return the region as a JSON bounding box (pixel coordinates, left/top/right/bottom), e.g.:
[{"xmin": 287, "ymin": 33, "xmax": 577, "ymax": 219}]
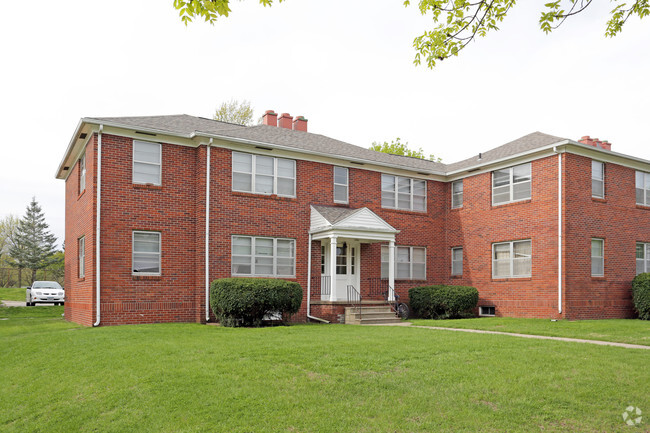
[{"xmin": 26, "ymin": 281, "xmax": 65, "ymax": 306}]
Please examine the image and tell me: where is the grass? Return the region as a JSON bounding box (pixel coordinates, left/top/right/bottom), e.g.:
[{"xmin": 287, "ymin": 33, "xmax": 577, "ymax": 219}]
[
  {"xmin": 1, "ymin": 307, "xmax": 649, "ymax": 432},
  {"xmin": 0, "ymin": 287, "xmax": 26, "ymax": 302},
  {"xmin": 409, "ymin": 317, "xmax": 650, "ymax": 346}
]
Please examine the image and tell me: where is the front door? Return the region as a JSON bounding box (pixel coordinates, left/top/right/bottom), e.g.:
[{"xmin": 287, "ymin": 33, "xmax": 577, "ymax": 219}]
[{"xmin": 322, "ymin": 240, "xmax": 360, "ymax": 301}]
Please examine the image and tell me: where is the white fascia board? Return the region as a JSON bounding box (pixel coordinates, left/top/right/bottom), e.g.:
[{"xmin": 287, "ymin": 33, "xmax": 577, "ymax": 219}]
[
  {"xmin": 310, "ymin": 228, "xmax": 399, "ymax": 241},
  {"xmin": 567, "ymin": 142, "xmax": 650, "ymax": 171},
  {"xmin": 194, "ymin": 132, "xmax": 447, "ymax": 180},
  {"xmin": 55, "ymin": 118, "xmax": 86, "ymax": 179},
  {"xmin": 445, "ymin": 140, "xmax": 571, "ymax": 180}
]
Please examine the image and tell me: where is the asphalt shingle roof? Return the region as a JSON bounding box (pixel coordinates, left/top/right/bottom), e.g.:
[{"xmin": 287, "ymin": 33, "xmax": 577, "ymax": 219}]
[
  {"xmin": 84, "ymin": 115, "xmax": 568, "ymax": 175},
  {"xmin": 311, "ymin": 205, "xmax": 363, "ymax": 225}
]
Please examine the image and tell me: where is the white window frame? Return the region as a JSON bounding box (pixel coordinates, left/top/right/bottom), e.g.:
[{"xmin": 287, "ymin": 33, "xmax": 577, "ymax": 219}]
[
  {"xmin": 231, "ymin": 235, "xmax": 296, "ymax": 278},
  {"xmin": 492, "ymin": 239, "xmax": 532, "ymax": 279},
  {"xmin": 592, "ymin": 161, "xmax": 604, "ymax": 199},
  {"xmin": 333, "ymin": 166, "xmax": 349, "ymax": 204},
  {"xmin": 451, "ymin": 247, "xmax": 463, "ymax": 276},
  {"xmin": 637, "ymin": 242, "xmax": 650, "ymax": 275},
  {"xmin": 636, "ymin": 171, "xmax": 650, "ymax": 206},
  {"xmin": 133, "ymin": 140, "xmax": 162, "ymax": 186},
  {"xmin": 79, "ymin": 153, "xmax": 86, "ymax": 194},
  {"xmin": 78, "ymin": 236, "xmax": 85, "ymax": 278},
  {"xmin": 381, "ymin": 245, "xmax": 426, "ymax": 280},
  {"xmin": 132, "ymin": 231, "xmax": 161, "ymax": 276},
  {"xmin": 232, "ymin": 152, "xmax": 296, "ymax": 197},
  {"xmin": 591, "ymin": 238, "xmax": 604, "ymax": 277},
  {"xmin": 479, "ymin": 306, "xmax": 496, "ymax": 317},
  {"xmin": 451, "ymin": 180, "xmax": 463, "ymax": 209},
  {"xmin": 492, "ymin": 163, "xmax": 531, "ymax": 205},
  {"xmin": 381, "ymin": 174, "xmax": 427, "ymax": 212}
]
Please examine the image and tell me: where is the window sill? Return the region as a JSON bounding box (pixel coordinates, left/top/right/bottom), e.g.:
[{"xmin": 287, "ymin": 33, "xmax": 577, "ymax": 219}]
[
  {"xmin": 491, "ymin": 199, "xmax": 531, "ymax": 209},
  {"xmin": 450, "ymin": 275, "xmax": 463, "ymax": 279},
  {"xmin": 450, "ymin": 206, "xmax": 463, "ymax": 212},
  {"xmin": 133, "ymin": 275, "xmax": 162, "ymax": 281},
  {"xmin": 77, "ymin": 190, "xmax": 86, "ymax": 201},
  {"xmin": 591, "ymin": 276, "xmax": 606, "ymax": 280},
  {"xmin": 492, "ymin": 277, "xmax": 532, "ymax": 282},
  {"xmin": 380, "ymin": 207, "xmax": 428, "ymax": 216},
  {"xmin": 636, "ymin": 204, "xmax": 650, "ymax": 211},
  {"xmin": 133, "ymin": 183, "xmax": 162, "ymax": 191},
  {"xmin": 231, "ymin": 191, "xmax": 297, "ymax": 202},
  {"xmin": 592, "ymin": 197, "xmax": 607, "ymax": 203},
  {"xmin": 77, "ymin": 277, "xmax": 85, "ymax": 282}
]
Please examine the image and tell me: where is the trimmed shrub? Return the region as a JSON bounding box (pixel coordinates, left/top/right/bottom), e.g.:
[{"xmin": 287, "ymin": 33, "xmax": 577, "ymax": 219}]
[
  {"xmin": 409, "ymin": 285, "xmax": 479, "ymax": 319},
  {"xmin": 632, "ymin": 273, "xmax": 650, "ymax": 320},
  {"xmin": 210, "ymin": 278, "xmax": 303, "ymax": 327}
]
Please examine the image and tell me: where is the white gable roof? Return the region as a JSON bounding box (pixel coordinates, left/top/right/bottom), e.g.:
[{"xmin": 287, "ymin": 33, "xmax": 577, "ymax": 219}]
[{"xmin": 310, "ymin": 205, "xmax": 398, "ymax": 241}]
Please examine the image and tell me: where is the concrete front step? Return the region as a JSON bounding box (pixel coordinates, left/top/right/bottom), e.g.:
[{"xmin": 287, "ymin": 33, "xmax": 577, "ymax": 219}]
[{"xmin": 344, "ymin": 306, "xmax": 401, "ymax": 325}]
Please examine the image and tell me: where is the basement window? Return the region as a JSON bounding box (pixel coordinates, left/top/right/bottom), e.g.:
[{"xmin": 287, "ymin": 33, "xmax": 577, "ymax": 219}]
[{"xmin": 479, "ymin": 306, "xmax": 495, "ymax": 316}]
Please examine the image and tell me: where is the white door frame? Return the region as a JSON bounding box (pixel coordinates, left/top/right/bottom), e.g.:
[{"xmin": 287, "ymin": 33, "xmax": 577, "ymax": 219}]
[{"xmin": 322, "ymin": 238, "xmax": 360, "ymax": 301}]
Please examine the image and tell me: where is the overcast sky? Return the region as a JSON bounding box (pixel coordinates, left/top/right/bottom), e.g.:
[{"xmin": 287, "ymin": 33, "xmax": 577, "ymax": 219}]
[{"xmin": 1, "ymin": 0, "xmax": 649, "ymax": 247}]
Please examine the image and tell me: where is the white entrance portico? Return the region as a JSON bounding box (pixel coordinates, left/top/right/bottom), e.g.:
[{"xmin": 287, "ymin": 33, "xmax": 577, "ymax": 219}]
[{"xmin": 309, "ymin": 205, "xmax": 399, "ymax": 302}]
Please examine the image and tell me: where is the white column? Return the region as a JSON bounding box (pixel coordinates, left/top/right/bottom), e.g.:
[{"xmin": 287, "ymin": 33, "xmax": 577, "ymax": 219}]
[
  {"xmin": 329, "ymin": 236, "xmax": 338, "ymax": 301},
  {"xmin": 388, "ymin": 240, "xmax": 395, "ymax": 301}
]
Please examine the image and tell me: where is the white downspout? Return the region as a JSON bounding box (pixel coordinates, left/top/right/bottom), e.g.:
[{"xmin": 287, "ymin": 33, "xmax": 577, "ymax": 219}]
[
  {"xmin": 205, "ymin": 139, "xmax": 212, "ymax": 322},
  {"xmin": 554, "ymin": 147, "xmax": 563, "ymax": 314},
  {"xmin": 93, "ymin": 125, "xmax": 103, "ymax": 327},
  {"xmin": 306, "ymin": 233, "xmax": 329, "ymax": 323}
]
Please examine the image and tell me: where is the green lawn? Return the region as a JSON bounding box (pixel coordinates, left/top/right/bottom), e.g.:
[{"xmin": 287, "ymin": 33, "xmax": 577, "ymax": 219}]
[
  {"xmin": 1, "ymin": 307, "xmax": 648, "ymax": 432},
  {"xmin": 0, "ymin": 287, "xmax": 26, "ymax": 302},
  {"xmin": 410, "ymin": 317, "xmax": 650, "ymax": 346}
]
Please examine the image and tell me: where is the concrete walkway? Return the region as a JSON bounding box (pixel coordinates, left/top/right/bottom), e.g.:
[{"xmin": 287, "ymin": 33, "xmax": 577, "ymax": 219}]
[
  {"xmin": 1, "ymin": 300, "xmax": 57, "ymax": 307},
  {"xmin": 409, "ymin": 324, "xmax": 650, "ymax": 350}
]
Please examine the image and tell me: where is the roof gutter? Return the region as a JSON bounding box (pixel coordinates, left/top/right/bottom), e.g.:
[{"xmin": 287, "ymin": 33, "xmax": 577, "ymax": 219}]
[
  {"xmin": 192, "ymin": 131, "xmax": 447, "ymax": 177},
  {"xmin": 445, "ymin": 140, "xmax": 574, "ymax": 177},
  {"xmin": 93, "ymin": 125, "xmax": 103, "ymax": 327}
]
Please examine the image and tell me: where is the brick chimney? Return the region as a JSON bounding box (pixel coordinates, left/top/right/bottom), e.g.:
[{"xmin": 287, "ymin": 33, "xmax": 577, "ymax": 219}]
[
  {"xmin": 579, "ymin": 136, "xmax": 612, "ymax": 151},
  {"xmin": 278, "ymin": 113, "xmax": 292, "ymax": 129},
  {"xmin": 292, "ymin": 116, "xmax": 308, "ymax": 132},
  {"xmin": 262, "ymin": 110, "xmax": 278, "ymax": 127}
]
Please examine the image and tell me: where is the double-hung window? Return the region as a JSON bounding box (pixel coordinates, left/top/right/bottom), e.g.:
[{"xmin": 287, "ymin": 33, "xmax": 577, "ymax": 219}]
[
  {"xmin": 492, "ymin": 240, "xmax": 531, "ymax": 278},
  {"xmin": 79, "ymin": 153, "xmax": 86, "ymax": 194},
  {"xmin": 78, "ymin": 237, "xmax": 85, "ymax": 278},
  {"xmin": 636, "ymin": 171, "xmax": 650, "ymax": 206},
  {"xmin": 592, "ymin": 161, "xmax": 604, "ymax": 198},
  {"xmin": 231, "ymin": 236, "xmax": 295, "ymax": 277},
  {"xmin": 591, "ymin": 238, "xmax": 604, "ymax": 277},
  {"xmin": 451, "ymin": 180, "xmax": 463, "ymax": 209},
  {"xmin": 132, "ymin": 231, "xmax": 161, "ymax": 275},
  {"xmin": 381, "ymin": 245, "xmax": 426, "ymax": 280},
  {"xmin": 333, "ymin": 166, "xmax": 349, "ymax": 203},
  {"xmin": 492, "ymin": 163, "xmax": 531, "ymax": 205},
  {"xmin": 381, "ymin": 174, "xmax": 426, "ymax": 211},
  {"xmin": 637, "ymin": 243, "xmax": 650, "ymax": 275},
  {"xmin": 133, "ymin": 140, "xmax": 161, "ymax": 185},
  {"xmin": 232, "ymin": 152, "xmax": 296, "ymax": 197},
  {"xmin": 451, "ymin": 247, "xmax": 463, "ymax": 276}
]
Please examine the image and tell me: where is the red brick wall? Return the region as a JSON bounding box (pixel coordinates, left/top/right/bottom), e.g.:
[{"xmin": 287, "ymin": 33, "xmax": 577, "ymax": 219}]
[
  {"xmin": 563, "ymin": 153, "xmax": 646, "ymax": 319},
  {"xmin": 64, "ymin": 133, "xmax": 647, "ymax": 325},
  {"xmin": 64, "ymin": 135, "xmax": 96, "ymax": 326},
  {"xmin": 96, "ymin": 134, "xmax": 201, "ymax": 325},
  {"xmin": 444, "ymin": 155, "xmax": 562, "ymax": 319}
]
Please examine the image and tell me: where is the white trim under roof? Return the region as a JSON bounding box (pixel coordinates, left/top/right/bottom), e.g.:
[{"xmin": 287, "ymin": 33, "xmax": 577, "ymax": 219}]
[{"xmin": 57, "ymin": 118, "xmax": 650, "ymax": 182}]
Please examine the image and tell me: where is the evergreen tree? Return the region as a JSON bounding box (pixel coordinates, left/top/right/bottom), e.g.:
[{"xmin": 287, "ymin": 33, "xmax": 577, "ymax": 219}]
[{"xmin": 8, "ymin": 198, "xmax": 59, "ymax": 284}]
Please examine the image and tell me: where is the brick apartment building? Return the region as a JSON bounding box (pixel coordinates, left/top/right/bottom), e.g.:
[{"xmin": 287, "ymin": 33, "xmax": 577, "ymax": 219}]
[{"xmin": 55, "ymin": 112, "xmax": 650, "ymax": 326}]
